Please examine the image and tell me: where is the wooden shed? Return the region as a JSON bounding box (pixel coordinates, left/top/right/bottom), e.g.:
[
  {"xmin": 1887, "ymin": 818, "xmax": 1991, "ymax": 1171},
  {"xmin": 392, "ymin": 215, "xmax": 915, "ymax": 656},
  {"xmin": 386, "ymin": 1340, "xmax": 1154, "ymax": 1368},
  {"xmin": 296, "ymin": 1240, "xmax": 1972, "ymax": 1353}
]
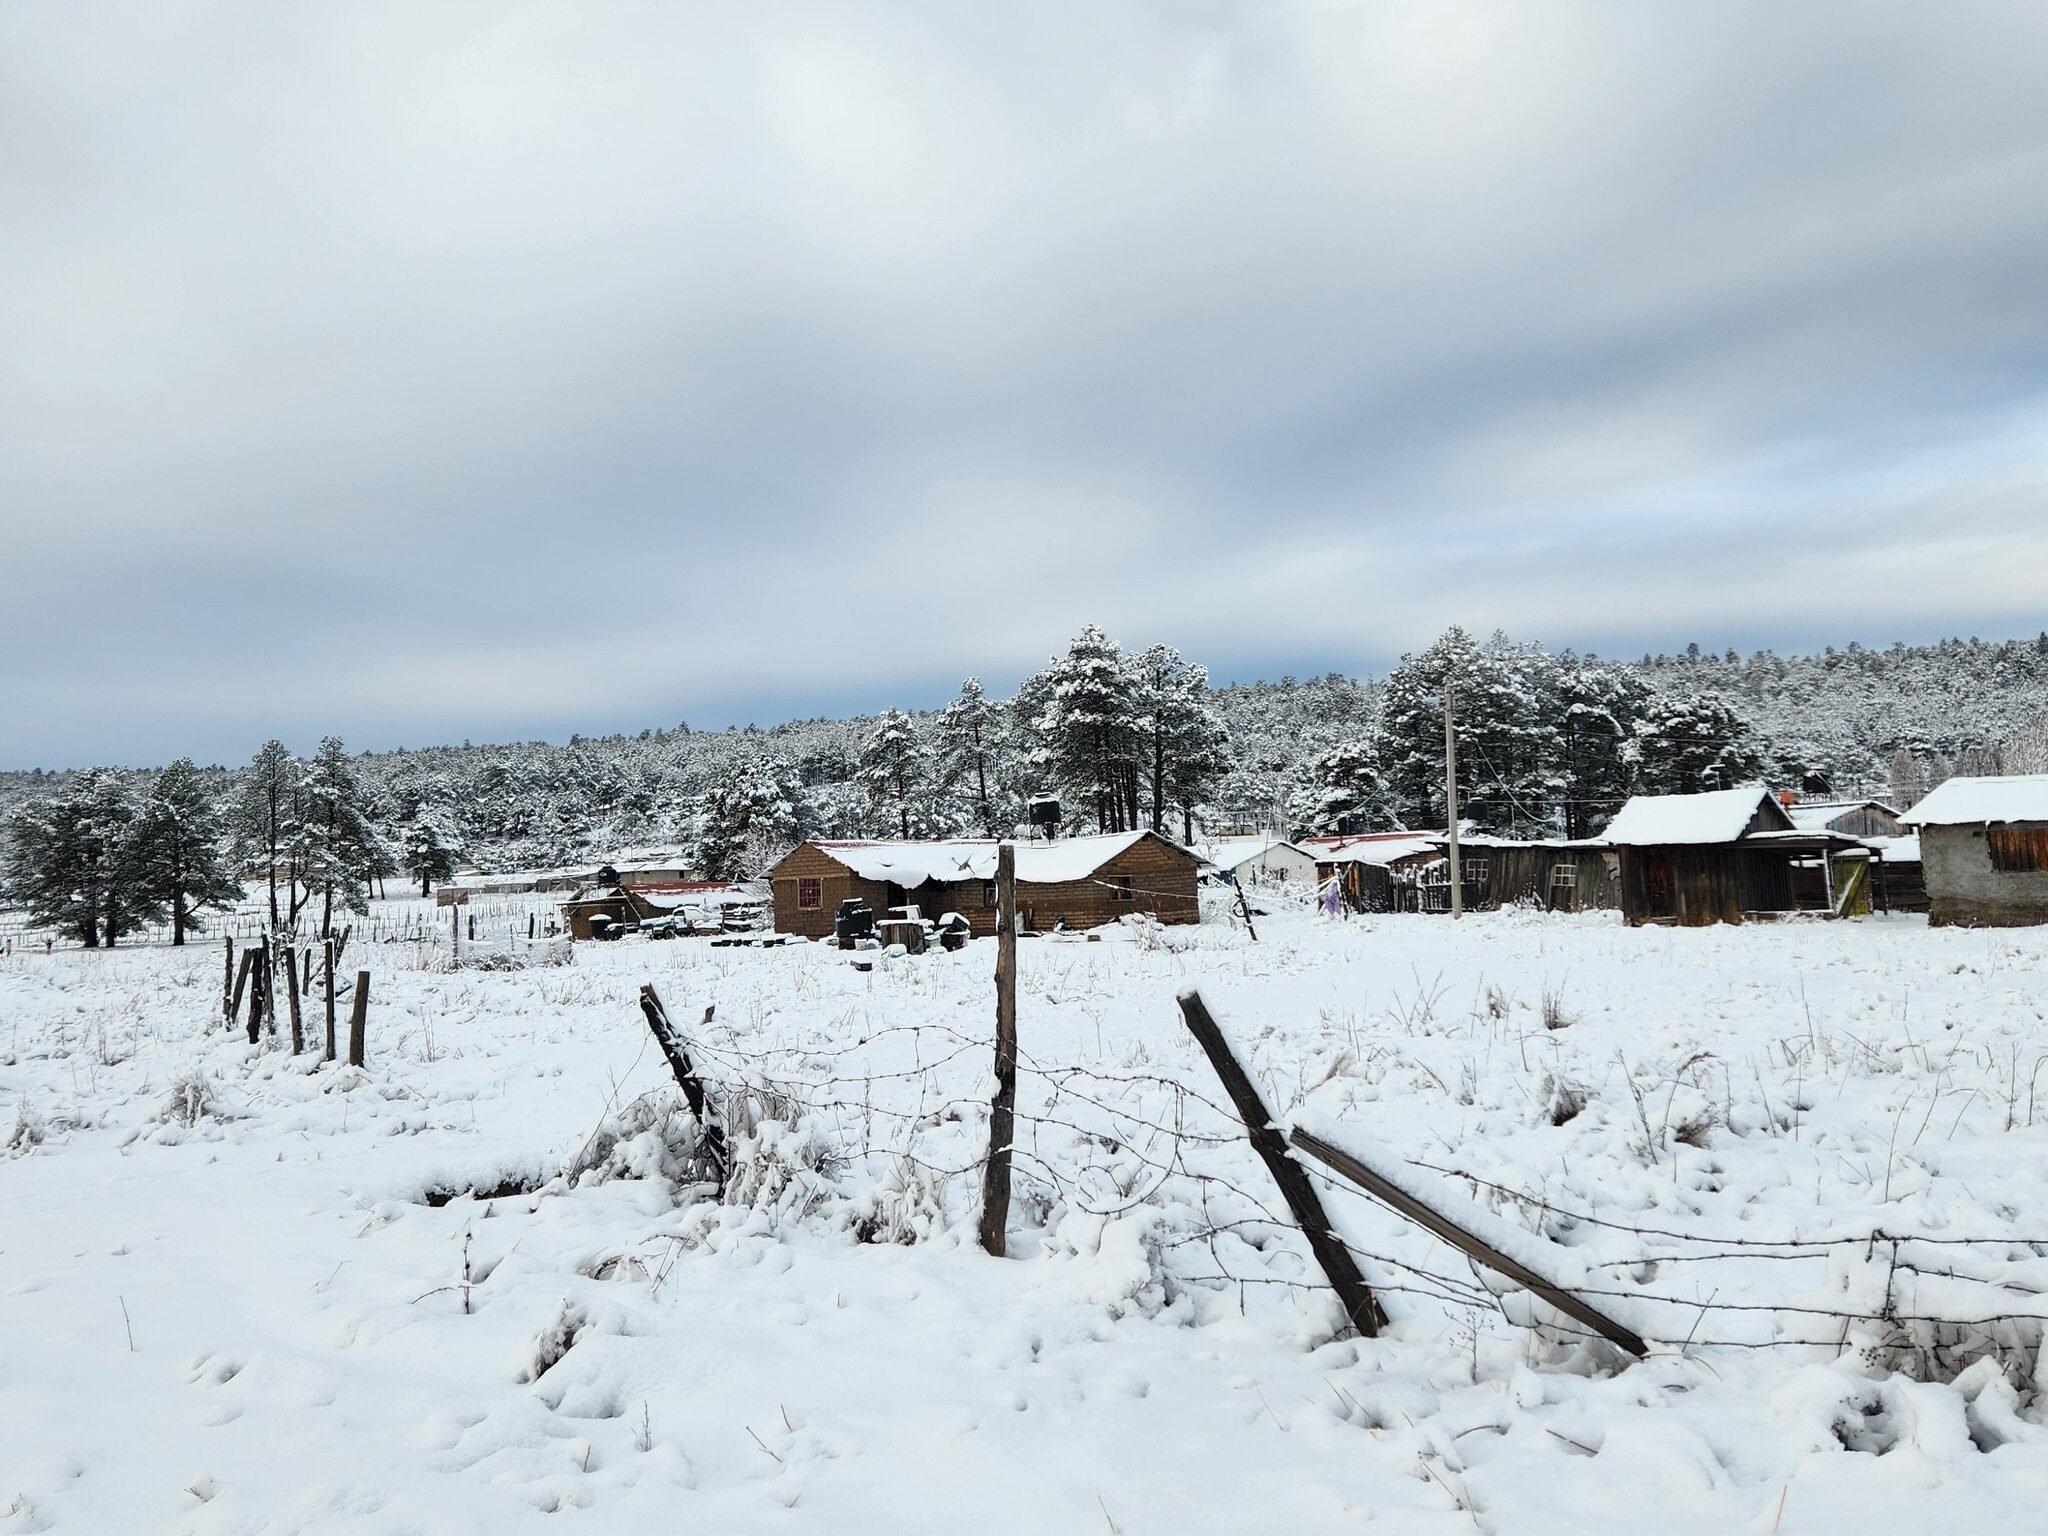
[
  {"xmin": 1603, "ymin": 785, "xmax": 1878, "ymax": 926},
  {"xmin": 1299, "ymin": 833, "xmax": 1442, "ymax": 913},
  {"xmin": 769, "ymin": 832, "xmax": 1200, "ymax": 939},
  {"xmin": 559, "ymin": 884, "xmax": 665, "ymax": 940},
  {"xmin": 1411, "ymin": 837, "xmax": 1620, "ymax": 913},
  {"xmin": 1196, "ymin": 836, "xmax": 1321, "ymax": 889},
  {"xmin": 1901, "ymin": 775, "xmax": 2048, "ymax": 927}
]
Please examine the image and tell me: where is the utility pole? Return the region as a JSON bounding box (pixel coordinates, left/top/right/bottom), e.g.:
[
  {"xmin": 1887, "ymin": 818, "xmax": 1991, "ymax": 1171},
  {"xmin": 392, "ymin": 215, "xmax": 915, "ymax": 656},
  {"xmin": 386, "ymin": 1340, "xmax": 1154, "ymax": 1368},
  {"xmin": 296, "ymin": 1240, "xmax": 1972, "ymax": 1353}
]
[{"xmin": 1444, "ymin": 685, "xmax": 1462, "ymax": 920}]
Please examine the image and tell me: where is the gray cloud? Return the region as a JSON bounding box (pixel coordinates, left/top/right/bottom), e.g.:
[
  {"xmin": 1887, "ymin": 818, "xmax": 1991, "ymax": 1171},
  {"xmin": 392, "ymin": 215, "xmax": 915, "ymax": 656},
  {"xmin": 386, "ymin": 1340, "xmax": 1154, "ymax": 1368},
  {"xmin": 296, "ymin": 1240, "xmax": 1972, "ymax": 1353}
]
[{"xmin": 5, "ymin": 2, "xmax": 2048, "ymax": 766}]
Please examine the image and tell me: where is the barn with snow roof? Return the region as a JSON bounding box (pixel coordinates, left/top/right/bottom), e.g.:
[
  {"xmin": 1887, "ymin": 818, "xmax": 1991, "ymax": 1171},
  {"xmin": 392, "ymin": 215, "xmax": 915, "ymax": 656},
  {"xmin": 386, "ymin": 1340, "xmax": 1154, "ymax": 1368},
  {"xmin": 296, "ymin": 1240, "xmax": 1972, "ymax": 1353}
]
[
  {"xmin": 768, "ymin": 832, "xmax": 1200, "ymax": 939},
  {"xmin": 1901, "ymin": 775, "xmax": 2048, "ymax": 927}
]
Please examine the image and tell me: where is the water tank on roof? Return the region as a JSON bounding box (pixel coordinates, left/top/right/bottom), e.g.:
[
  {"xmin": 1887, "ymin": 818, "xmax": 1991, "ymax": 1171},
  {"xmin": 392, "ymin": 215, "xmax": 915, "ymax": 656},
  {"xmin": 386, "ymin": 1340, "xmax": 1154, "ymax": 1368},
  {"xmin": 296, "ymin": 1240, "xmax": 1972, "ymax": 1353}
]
[{"xmin": 1029, "ymin": 795, "xmax": 1061, "ymax": 837}]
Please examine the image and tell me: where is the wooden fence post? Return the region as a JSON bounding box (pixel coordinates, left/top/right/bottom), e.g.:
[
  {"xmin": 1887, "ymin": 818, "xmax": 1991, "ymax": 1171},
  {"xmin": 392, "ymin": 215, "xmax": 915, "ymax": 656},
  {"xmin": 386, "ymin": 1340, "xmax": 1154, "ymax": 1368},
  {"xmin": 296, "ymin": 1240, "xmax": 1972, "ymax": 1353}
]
[
  {"xmin": 1232, "ymin": 874, "xmax": 1260, "ymax": 943},
  {"xmin": 222, "ymin": 936, "xmax": 235, "ymax": 1024},
  {"xmin": 228, "ymin": 947, "xmax": 256, "ymax": 1031},
  {"xmin": 244, "ymin": 946, "xmax": 267, "ymax": 1045},
  {"xmin": 322, "ymin": 939, "xmax": 337, "ymax": 1063},
  {"xmin": 1178, "ymin": 988, "xmax": 1386, "ymax": 1337},
  {"xmin": 1287, "ymin": 1127, "xmax": 1648, "ymax": 1356},
  {"xmin": 283, "ymin": 940, "xmax": 305, "ymax": 1053},
  {"xmin": 346, "ymin": 971, "xmax": 370, "ymax": 1067},
  {"xmin": 637, "ymin": 985, "xmax": 729, "ymax": 1193},
  {"xmin": 978, "ymin": 842, "xmax": 1020, "ymax": 1257},
  {"xmin": 262, "ymin": 937, "xmax": 280, "ymax": 1038}
]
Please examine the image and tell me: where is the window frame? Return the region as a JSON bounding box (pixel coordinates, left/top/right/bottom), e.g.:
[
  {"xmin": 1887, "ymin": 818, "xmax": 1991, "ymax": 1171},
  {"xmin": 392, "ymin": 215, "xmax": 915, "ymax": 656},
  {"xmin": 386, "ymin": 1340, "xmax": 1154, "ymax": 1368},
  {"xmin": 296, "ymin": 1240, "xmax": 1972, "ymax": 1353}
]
[{"xmin": 797, "ymin": 876, "xmax": 823, "ymax": 910}]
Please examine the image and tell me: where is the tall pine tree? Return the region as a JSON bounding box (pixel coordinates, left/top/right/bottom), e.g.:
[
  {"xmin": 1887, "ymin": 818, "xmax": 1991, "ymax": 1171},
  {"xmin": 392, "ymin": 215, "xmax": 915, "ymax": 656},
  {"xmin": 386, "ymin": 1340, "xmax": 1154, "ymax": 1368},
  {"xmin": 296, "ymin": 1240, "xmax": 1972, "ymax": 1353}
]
[{"xmin": 131, "ymin": 758, "xmax": 241, "ymax": 944}]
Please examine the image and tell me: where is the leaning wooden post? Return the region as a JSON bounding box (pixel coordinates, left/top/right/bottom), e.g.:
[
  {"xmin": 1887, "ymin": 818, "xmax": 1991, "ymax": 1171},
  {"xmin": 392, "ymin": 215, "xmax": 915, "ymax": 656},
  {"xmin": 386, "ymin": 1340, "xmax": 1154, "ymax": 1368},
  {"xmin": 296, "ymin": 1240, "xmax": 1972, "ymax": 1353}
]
[
  {"xmin": 322, "ymin": 939, "xmax": 338, "ymax": 1063},
  {"xmin": 1232, "ymin": 873, "xmax": 1260, "ymax": 943},
  {"xmin": 283, "ymin": 940, "xmax": 305, "ymax": 1054},
  {"xmin": 1177, "ymin": 988, "xmax": 1387, "ymax": 1336},
  {"xmin": 978, "ymin": 842, "xmax": 1020, "ymax": 1257},
  {"xmin": 1288, "ymin": 1127, "xmax": 1648, "ymax": 1357},
  {"xmin": 346, "ymin": 970, "xmax": 370, "ymax": 1067},
  {"xmin": 637, "ymin": 985, "xmax": 730, "ymax": 1193}
]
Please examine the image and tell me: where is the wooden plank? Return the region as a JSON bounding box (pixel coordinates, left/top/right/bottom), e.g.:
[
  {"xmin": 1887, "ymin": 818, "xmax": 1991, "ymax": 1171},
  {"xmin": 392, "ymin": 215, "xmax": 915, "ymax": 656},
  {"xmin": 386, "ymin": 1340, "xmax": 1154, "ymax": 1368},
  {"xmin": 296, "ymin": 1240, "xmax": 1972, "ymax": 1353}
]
[
  {"xmin": 1177, "ymin": 990, "xmax": 1386, "ymax": 1337},
  {"xmin": 322, "ymin": 939, "xmax": 337, "ymax": 1063},
  {"xmin": 978, "ymin": 843, "xmax": 1019, "ymax": 1257},
  {"xmin": 347, "ymin": 970, "xmax": 369, "ymax": 1067},
  {"xmin": 1288, "ymin": 1126, "xmax": 1647, "ymax": 1356}
]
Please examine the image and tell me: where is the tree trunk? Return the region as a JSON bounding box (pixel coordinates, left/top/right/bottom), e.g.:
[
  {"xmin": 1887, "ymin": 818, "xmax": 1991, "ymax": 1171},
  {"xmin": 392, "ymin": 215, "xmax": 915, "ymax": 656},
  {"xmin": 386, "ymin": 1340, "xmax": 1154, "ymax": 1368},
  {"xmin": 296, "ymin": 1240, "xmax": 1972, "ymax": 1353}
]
[
  {"xmin": 172, "ymin": 888, "xmax": 187, "ymax": 946},
  {"xmin": 419, "ymin": 871, "xmax": 430, "ymax": 898}
]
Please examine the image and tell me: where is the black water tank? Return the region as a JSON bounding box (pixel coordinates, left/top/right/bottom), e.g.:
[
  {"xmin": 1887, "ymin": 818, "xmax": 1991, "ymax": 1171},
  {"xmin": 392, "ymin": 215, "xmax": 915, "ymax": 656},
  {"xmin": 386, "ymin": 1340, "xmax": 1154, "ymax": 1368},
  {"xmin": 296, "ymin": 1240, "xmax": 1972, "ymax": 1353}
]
[{"xmin": 1029, "ymin": 795, "xmax": 1061, "ymax": 835}]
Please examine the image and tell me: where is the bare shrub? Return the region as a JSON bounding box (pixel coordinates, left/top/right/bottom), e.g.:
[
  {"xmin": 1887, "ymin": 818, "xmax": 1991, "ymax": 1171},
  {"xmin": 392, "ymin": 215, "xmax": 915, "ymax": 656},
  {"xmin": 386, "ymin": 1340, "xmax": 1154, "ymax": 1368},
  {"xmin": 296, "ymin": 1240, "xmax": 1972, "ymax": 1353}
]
[{"xmin": 1541, "ymin": 987, "xmax": 1577, "ymax": 1031}]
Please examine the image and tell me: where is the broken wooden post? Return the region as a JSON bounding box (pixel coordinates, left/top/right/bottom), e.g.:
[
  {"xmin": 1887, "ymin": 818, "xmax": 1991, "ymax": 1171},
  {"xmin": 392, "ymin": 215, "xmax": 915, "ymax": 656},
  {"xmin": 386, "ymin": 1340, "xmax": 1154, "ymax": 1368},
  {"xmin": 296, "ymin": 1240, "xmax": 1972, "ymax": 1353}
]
[
  {"xmin": 322, "ymin": 939, "xmax": 337, "ymax": 1063},
  {"xmin": 282, "ymin": 939, "xmax": 304, "ymax": 1054},
  {"xmin": 638, "ymin": 985, "xmax": 730, "ymax": 1193},
  {"xmin": 347, "ymin": 970, "xmax": 370, "ymax": 1067},
  {"xmin": 1288, "ymin": 1125, "xmax": 1648, "ymax": 1357},
  {"xmin": 1178, "ymin": 988, "xmax": 1386, "ymax": 1337},
  {"xmin": 978, "ymin": 842, "xmax": 1020, "ymax": 1257}
]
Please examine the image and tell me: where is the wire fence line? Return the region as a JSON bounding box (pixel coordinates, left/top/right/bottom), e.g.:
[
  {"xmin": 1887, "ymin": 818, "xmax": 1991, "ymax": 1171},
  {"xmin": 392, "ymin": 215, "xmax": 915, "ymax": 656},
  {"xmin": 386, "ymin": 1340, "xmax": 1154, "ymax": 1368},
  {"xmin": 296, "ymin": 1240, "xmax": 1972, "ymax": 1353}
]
[{"xmin": 642, "ymin": 1000, "xmax": 2048, "ymax": 1370}]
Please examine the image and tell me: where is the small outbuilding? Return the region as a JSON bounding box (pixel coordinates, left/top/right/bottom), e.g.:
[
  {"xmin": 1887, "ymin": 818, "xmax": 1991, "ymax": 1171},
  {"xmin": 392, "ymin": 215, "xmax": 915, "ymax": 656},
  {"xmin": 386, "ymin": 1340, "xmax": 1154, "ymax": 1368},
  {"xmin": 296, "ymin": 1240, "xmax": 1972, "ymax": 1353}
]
[
  {"xmin": 1784, "ymin": 799, "xmax": 1906, "ymax": 839},
  {"xmin": 1196, "ymin": 836, "xmax": 1321, "ymax": 889},
  {"xmin": 559, "ymin": 883, "xmax": 666, "ymax": 940},
  {"xmin": 1603, "ymin": 784, "xmax": 1875, "ymax": 927},
  {"xmin": 1900, "ymin": 775, "xmax": 2048, "ymax": 928},
  {"xmin": 1299, "ymin": 832, "xmax": 1443, "ymax": 913},
  {"xmin": 1411, "ymin": 836, "xmax": 1620, "ymax": 913},
  {"xmin": 768, "ymin": 832, "xmax": 1200, "ymax": 939}
]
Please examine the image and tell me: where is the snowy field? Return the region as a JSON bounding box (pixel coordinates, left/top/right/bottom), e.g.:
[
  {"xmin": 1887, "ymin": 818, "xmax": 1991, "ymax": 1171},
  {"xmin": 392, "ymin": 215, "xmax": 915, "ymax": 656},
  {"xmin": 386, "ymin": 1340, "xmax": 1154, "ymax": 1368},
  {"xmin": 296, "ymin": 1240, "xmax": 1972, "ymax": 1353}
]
[{"xmin": 5, "ymin": 909, "xmax": 2048, "ymax": 1534}]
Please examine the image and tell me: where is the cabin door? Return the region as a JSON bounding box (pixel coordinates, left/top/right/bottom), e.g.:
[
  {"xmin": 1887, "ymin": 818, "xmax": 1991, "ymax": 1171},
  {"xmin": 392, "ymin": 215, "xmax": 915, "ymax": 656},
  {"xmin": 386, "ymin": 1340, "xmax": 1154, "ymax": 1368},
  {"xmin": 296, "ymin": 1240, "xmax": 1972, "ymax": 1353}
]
[{"xmin": 1643, "ymin": 854, "xmax": 1673, "ymax": 916}]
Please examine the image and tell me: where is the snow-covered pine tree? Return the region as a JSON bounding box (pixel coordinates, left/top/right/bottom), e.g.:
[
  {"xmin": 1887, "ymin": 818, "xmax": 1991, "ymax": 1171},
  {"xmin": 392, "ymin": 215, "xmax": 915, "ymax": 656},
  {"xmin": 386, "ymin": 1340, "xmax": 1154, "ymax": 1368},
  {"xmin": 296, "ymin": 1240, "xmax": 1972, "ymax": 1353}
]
[
  {"xmin": 1028, "ymin": 625, "xmax": 1146, "ymax": 833},
  {"xmin": 1378, "ymin": 626, "xmax": 1483, "ymax": 829},
  {"xmin": 858, "ymin": 709, "xmax": 929, "ymax": 839},
  {"xmin": 1, "ymin": 769, "xmax": 145, "ymax": 946},
  {"xmin": 1296, "ymin": 738, "xmax": 1398, "ymax": 835},
  {"xmin": 1554, "ymin": 660, "xmax": 1654, "ymax": 838},
  {"xmin": 1628, "ymin": 689, "xmax": 1765, "ymax": 798},
  {"xmin": 934, "ymin": 679, "xmax": 1007, "ymax": 836},
  {"xmin": 231, "ymin": 740, "xmax": 303, "ymax": 932},
  {"xmin": 298, "ymin": 737, "xmax": 380, "ymax": 939},
  {"xmin": 402, "ymin": 812, "xmax": 459, "ymax": 897},
  {"xmin": 130, "ymin": 757, "xmax": 241, "ymax": 944},
  {"xmin": 1131, "ymin": 645, "xmax": 1231, "ymax": 841},
  {"xmin": 691, "ymin": 752, "xmax": 811, "ymax": 880}
]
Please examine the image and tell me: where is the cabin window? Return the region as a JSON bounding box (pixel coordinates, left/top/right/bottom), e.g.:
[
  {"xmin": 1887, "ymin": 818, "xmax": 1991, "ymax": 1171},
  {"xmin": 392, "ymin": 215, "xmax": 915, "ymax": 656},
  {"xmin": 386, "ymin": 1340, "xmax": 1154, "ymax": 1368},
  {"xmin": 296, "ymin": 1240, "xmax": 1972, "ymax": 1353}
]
[
  {"xmin": 1463, "ymin": 859, "xmax": 1489, "ymax": 886},
  {"xmin": 1110, "ymin": 875, "xmax": 1135, "ymax": 901},
  {"xmin": 1987, "ymin": 828, "xmax": 2048, "ymax": 873},
  {"xmin": 1550, "ymin": 862, "xmax": 1577, "ymax": 887},
  {"xmin": 981, "ymin": 881, "xmax": 999, "ymax": 908},
  {"xmin": 797, "ymin": 877, "xmax": 822, "ymax": 910}
]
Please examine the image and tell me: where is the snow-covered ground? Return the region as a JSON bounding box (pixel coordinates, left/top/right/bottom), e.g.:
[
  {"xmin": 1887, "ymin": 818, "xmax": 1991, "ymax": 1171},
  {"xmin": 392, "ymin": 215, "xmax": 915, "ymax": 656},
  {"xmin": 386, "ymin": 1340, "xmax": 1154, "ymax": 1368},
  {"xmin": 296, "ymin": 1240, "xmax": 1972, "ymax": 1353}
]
[{"xmin": 5, "ymin": 909, "xmax": 2048, "ymax": 1534}]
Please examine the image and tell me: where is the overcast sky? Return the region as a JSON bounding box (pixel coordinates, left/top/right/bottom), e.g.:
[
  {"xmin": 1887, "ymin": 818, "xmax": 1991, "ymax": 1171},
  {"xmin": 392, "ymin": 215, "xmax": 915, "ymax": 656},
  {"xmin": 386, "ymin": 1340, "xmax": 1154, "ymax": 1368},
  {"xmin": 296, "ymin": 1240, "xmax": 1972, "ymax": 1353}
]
[{"xmin": 6, "ymin": 2, "xmax": 2048, "ymax": 769}]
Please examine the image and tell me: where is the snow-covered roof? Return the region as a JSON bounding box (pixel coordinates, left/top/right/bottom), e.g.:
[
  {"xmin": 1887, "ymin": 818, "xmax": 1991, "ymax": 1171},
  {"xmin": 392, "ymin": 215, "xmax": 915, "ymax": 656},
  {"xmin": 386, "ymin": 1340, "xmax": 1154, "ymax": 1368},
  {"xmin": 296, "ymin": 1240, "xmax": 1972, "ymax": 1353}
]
[
  {"xmin": 1195, "ymin": 836, "xmax": 1313, "ymax": 872},
  {"xmin": 1901, "ymin": 774, "xmax": 2048, "ymax": 827},
  {"xmin": 1600, "ymin": 784, "xmax": 1788, "ymax": 846},
  {"xmin": 1310, "ymin": 835, "xmax": 1441, "ymax": 867},
  {"xmin": 807, "ymin": 831, "xmax": 1176, "ymax": 885},
  {"xmin": 1783, "ymin": 800, "xmax": 1899, "ymax": 833}
]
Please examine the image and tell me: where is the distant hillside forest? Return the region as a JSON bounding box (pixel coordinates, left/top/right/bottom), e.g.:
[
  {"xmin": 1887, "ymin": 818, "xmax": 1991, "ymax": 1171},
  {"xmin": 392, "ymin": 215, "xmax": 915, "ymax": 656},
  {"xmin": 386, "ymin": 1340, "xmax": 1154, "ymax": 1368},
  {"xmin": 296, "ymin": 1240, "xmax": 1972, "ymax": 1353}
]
[{"xmin": 7, "ymin": 628, "xmax": 2048, "ymax": 889}]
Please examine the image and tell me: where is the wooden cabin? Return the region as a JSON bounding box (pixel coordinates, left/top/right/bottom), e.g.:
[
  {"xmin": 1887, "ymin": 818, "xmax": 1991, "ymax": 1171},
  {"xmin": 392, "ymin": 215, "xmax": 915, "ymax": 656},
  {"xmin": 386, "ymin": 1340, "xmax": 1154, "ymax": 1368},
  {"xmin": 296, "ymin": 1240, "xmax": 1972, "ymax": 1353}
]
[
  {"xmin": 1603, "ymin": 785, "xmax": 1876, "ymax": 926},
  {"xmin": 1902, "ymin": 775, "xmax": 2048, "ymax": 927},
  {"xmin": 769, "ymin": 832, "xmax": 1200, "ymax": 939},
  {"xmin": 1784, "ymin": 799, "xmax": 1905, "ymax": 839},
  {"xmin": 1410, "ymin": 837, "xmax": 1620, "ymax": 913}
]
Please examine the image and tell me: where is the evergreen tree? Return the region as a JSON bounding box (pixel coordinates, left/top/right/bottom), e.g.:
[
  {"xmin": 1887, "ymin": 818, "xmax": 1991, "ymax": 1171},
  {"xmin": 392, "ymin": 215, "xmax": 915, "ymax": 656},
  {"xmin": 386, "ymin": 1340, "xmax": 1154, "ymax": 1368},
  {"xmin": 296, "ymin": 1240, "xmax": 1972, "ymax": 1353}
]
[
  {"xmin": 131, "ymin": 757, "xmax": 241, "ymax": 944},
  {"xmin": 1629, "ymin": 690, "xmax": 1765, "ymax": 796},
  {"xmin": 401, "ymin": 812, "xmax": 459, "ymax": 897},
  {"xmin": 1378, "ymin": 626, "xmax": 1483, "ymax": 829},
  {"xmin": 298, "ymin": 737, "xmax": 379, "ymax": 939},
  {"xmin": 1554, "ymin": 660, "xmax": 1654, "ymax": 838},
  {"xmin": 691, "ymin": 752, "xmax": 810, "ymax": 880},
  {"xmin": 2, "ymin": 770, "xmax": 144, "ymax": 946},
  {"xmin": 1133, "ymin": 644, "xmax": 1231, "ymax": 841},
  {"xmin": 1296, "ymin": 738, "xmax": 1398, "ymax": 835},
  {"xmin": 934, "ymin": 679, "xmax": 1005, "ymax": 836},
  {"xmin": 231, "ymin": 740, "xmax": 303, "ymax": 931},
  {"xmin": 858, "ymin": 709, "xmax": 929, "ymax": 839},
  {"xmin": 1028, "ymin": 625, "xmax": 1146, "ymax": 832}
]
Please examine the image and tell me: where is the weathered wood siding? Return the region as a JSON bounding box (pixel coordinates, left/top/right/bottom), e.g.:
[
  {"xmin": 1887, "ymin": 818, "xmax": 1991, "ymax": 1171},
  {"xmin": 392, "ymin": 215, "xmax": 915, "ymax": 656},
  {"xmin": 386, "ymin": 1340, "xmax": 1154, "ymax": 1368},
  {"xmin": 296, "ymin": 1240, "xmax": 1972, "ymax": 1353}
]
[
  {"xmin": 1922, "ymin": 823, "xmax": 2048, "ymax": 927},
  {"xmin": 1617, "ymin": 845, "xmax": 1796, "ymax": 927},
  {"xmin": 767, "ymin": 843, "xmax": 897, "ymax": 940}
]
